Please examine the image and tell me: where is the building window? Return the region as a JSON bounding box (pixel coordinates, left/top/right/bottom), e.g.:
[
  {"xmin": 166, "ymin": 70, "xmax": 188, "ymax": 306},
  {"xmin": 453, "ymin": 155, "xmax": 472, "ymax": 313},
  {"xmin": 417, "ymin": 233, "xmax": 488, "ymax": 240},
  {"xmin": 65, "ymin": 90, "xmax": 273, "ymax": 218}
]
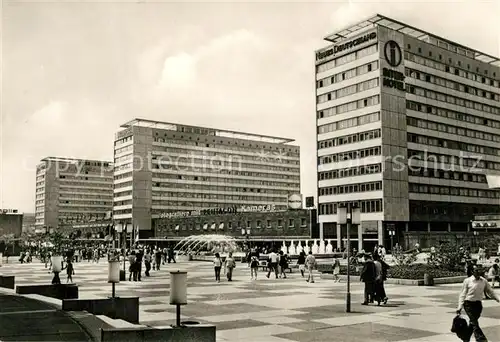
[
  {"xmin": 256, "ymin": 220, "xmax": 261, "ymax": 228},
  {"xmin": 278, "ymin": 219, "xmax": 283, "ymax": 227},
  {"xmin": 289, "ymin": 219, "xmax": 295, "ymax": 227},
  {"xmin": 246, "ymin": 220, "xmax": 251, "ymax": 228},
  {"xmin": 301, "ymin": 218, "xmax": 307, "ymax": 227},
  {"xmin": 266, "ymin": 220, "xmax": 271, "ymax": 228}
]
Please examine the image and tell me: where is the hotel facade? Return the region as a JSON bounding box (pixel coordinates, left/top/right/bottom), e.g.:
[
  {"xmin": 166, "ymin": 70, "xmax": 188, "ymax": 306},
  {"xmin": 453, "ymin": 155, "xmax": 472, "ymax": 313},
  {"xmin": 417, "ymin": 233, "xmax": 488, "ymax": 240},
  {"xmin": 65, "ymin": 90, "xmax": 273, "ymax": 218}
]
[
  {"xmin": 34, "ymin": 157, "xmax": 114, "ymax": 232},
  {"xmin": 113, "ymin": 119, "xmax": 301, "ymax": 238},
  {"xmin": 316, "ymin": 14, "xmax": 500, "ymax": 251}
]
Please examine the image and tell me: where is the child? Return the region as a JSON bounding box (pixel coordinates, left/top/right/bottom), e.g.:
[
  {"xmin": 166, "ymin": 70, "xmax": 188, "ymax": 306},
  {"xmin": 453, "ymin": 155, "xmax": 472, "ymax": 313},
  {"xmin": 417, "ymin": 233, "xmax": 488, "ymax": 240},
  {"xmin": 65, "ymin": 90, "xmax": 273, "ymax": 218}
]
[
  {"xmin": 333, "ymin": 258, "xmax": 341, "ymax": 282},
  {"xmin": 250, "ymin": 255, "xmax": 259, "ymax": 280}
]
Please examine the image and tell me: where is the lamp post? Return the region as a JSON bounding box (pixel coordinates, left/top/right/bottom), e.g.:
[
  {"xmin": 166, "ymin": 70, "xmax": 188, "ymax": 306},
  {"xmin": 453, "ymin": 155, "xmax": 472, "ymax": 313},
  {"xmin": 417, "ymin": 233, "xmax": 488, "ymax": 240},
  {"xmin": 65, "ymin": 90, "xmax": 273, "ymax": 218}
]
[
  {"xmin": 241, "ymin": 228, "xmax": 251, "ymax": 250},
  {"xmin": 337, "ymin": 203, "xmax": 360, "ymax": 313},
  {"xmin": 473, "ymin": 230, "xmax": 479, "ymax": 249},
  {"xmin": 388, "ymin": 225, "xmax": 396, "ymax": 253}
]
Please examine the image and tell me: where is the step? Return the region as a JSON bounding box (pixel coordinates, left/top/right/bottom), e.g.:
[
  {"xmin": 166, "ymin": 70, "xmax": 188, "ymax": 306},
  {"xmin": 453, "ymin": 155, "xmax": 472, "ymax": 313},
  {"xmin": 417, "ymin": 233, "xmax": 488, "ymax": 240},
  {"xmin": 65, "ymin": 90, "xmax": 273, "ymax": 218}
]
[{"xmin": 96, "ymin": 315, "xmax": 147, "ymax": 329}]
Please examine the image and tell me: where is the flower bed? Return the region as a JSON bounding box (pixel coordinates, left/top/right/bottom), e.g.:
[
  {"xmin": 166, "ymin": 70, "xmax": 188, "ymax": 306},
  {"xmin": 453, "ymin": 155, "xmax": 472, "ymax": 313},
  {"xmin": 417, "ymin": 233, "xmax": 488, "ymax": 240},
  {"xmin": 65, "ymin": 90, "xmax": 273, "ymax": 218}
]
[{"xmin": 320, "ymin": 264, "xmax": 463, "ymax": 280}]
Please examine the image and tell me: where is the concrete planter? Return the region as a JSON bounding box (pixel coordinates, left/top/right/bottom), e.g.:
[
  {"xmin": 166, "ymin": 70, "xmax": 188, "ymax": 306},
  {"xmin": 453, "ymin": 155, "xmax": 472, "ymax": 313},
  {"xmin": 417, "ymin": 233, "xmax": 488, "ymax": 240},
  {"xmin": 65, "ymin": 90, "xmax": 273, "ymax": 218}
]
[
  {"xmin": 16, "ymin": 283, "xmax": 79, "ymax": 300},
  {"xmin": 63, "ymin": 297, "xmax": 139, "ymax": 324},
  {"xmin": 0, "ymin": 275, "xmax": 15, "ymax": 289},
  {"xmin": 100, "ymin": 325, "xmax": 216, "ymax": 342},
  {"xmin": 320, "ymin": 273, "xmax": 466, "ymax": 286}
]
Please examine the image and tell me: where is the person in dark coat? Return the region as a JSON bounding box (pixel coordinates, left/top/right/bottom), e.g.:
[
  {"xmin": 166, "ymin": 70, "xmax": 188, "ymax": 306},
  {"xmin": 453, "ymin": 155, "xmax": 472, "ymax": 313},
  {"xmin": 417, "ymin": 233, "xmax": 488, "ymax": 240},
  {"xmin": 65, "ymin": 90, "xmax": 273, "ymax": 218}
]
[{"xmin": 360, "ymin": 254, "xmax": 376, "ymax": 305}]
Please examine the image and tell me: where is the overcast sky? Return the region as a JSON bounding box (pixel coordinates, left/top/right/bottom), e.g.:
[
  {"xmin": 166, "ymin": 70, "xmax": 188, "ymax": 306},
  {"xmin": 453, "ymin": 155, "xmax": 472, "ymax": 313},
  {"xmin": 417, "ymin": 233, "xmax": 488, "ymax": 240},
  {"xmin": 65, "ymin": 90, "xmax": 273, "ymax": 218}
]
[{"xmin": 1, "ymin": 0, "xmax": 499, "ymax": 213}]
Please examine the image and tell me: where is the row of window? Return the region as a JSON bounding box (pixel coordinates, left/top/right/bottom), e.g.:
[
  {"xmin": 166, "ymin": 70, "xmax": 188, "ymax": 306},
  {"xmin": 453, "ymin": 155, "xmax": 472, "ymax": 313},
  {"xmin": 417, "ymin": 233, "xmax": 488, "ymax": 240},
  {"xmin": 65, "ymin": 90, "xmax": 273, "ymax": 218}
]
[
  {"xmin": 152, "ymin": 183, "xmax": 290, "ymax": 195},
  {"xmin": 157, "ymin": 218, "xmax": 307, "ymax": 232},
  {"xmin": 115, "ymin": 136, "xmax": 133, "ymax": 147},
  {"xmin": 406, "ymin": 84, "xmax": 500, "ymax": 116},
  {"xmin": 318, "ymin": 112, "xmax": 380, "ymax": 134},
  {"xmin": 407, "ymin": 133, "xmax": 500, "ymax": 157},
  {"xmin": 151, "ymin": 194, "xmax": 286, "ymax": 203},
  {"xmin": 319, "ymin": 181, "xmax": 382, "ymax": 196},
  {"xmin": 153, "ymin": 140, "xmax": 300, "ymax": 158},
  {"xmin": 407, "ymin": 117, "xmax": 500, "ymax": 143},
  {"xmin": 114, "ymin": 154, "xmax": 133, "ymax": 164},
  {"xmin": 318, "ymin": 163, "xmax": 381, "ymax": 181},
  {"xmin": 405, "ymin": 51, "xmax": 500, "ymax": 89},
  {"xmin": 318, "ymin": 146, "xmax": 381, "ymax": 165},
  {"xmin": 316, "ymin": 61, "xmax": 378, "ymax": 89},
  {"xmin": 319, "ymin": 199, "xmax": 383, "ymax": 215},
  {"xmin": 406, "ymin": 68, "xmax": 500, "ymax": 102},
  {"xmin": 61, "ymin": 200, "xmax": 111, "ymax": 206},
  {"xmin": 317, "ymin": 78, "xmax": 379, "ymax": 104},
  {"xmin": 316, "ymin": 44, "xmax": 378, "ymax": 73},
  {"xmin": 408, "ymin": 168, "xmax": 487, "ymax": 183},
  {"xmin": 57, "ymin": 188, "xmax": 112, "ymax": 195},
  {"xmin": 58, "ymin": 181, "xmax": 113, "ymax": 189},
  {"xmin": 317, "ymin": 95, "xmax": 380, "ymax": 119},
  {"xmin": 59, "ymin": 175, "xmax": 112, "ymax": 182},
  {"xmin": 317, "ymin": 129, "xmax": 381, "ymax": 150},
  {"xmin": 153, "ymin": 168, "xmax": 299, "ymax": 181},
  {"xmin": 407, "ymin": 150, "xmax": 500, "ymax": 171},
  {"xmin": 406, "ymin": 101, "xmax": 500, "ymax": 129},
  {"xmin": 409, "ymin": 183, "xmax": 500, "ymax": 199},
  {"xmin": 115, "ymin": 144, "xmax": 133, "ymax": 155},
  {"xmin": 153, "ymin": 157, "xmax": 300, "ymax": 171}
]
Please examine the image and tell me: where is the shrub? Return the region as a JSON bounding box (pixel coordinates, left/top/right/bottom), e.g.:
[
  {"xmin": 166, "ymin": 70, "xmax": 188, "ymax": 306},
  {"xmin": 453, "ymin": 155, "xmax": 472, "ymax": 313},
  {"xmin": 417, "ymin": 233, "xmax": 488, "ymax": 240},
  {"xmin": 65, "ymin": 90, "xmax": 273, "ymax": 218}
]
[
  {"xmin": 328, "ymin": 264, "xmax": 463, "ymax": 279},
  {"xmin": 427, "ymin": 243, "xmax": 465, "ymax": 272}
]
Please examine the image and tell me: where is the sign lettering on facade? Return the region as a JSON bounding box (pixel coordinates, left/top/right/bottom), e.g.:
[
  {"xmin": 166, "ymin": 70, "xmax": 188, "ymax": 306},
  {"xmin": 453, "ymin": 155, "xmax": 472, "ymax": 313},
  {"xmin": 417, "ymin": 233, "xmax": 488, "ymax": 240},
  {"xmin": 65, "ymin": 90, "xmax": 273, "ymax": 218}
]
[
  {"xmin": 382, "ymin": 40, "xmax": 405, "ymax": 91},
  {"xmin": 159, "ymin": 204, "xmax": 277, "ymax": 219},
  {"xmin": 316, "ymin": 32, "xmax": 377, "ymax": 61}
]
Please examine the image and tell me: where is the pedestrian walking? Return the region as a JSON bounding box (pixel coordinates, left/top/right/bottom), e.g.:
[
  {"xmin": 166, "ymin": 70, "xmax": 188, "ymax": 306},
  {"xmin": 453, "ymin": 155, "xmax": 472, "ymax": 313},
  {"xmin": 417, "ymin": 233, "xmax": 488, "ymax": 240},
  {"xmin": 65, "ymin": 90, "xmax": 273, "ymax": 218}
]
[
  {"xmin": 144, "ymin": 250, "xmax": 152, "ymax": 277},
  {"xmin": 250, "ymin": 255, "xmax": 259, "ymax": 280},
  {"xmin": 297, "ymin": 251, "xmax": 306, "ymax": 278},
  {"xmin": 278, "ymin": 251, "xmax": 288, "ymax": 279},
  {"xmin": 457, "ymin": 265, "xmax": 500, "ymax": 342},
  {"xmin": 305, "ymin": 251, "xmax": 317, "ymax": 283},
  {"xmin": 360, "ymin": 254, "xmax": 376, "ymax": 305},
  {"xmin": 373, "ymin": 254, "xmax": 389, "ymax": 305},
  {"xmin": 213, "ymin": 253, "xmax": 222, "ymax": 282},
  {"xmin": 225, "ymin": 252, "xmax": 236, "ymax": 281},
  {"xmin": 64, "ymin": 259, "xmax": 75, "ymax": 283},
  {"xmin": 332, "ymin": 258, "xmax": 341, "ymax": 282},
  {"xmin": 266, "ymin": 250, "xmax": 279, "ymax": 279}
]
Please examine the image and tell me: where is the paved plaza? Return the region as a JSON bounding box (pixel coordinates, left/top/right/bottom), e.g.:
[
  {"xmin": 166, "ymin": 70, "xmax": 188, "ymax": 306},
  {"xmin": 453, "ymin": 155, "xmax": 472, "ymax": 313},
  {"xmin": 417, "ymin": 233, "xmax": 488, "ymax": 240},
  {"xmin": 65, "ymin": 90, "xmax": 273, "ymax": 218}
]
[{"xmin": 1, "ymin": 260, "xmax": 500, "ymax": 342}]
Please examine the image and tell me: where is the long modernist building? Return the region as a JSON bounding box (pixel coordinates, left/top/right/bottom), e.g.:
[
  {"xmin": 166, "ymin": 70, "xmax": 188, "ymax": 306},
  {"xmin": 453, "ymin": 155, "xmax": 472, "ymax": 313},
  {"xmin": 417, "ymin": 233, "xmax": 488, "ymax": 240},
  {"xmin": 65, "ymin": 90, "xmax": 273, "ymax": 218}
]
[
  {"xmin": 113, "ymin": 119, "xmax": 301, "ymax": 238},
  {"xmin": 316, "ymin": 14, "xmax": 500, "ymax": 251},
  {"xmin": 34, "ymin": 157, "xmax": 114, "ymax": 233}
]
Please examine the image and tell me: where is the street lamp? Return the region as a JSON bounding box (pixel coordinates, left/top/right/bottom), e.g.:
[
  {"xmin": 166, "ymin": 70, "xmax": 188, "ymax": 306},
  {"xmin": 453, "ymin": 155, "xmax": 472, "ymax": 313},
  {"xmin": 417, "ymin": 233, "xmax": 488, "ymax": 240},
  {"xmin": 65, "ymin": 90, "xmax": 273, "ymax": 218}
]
[
  {"xmin": 337, "ymin": 203, "xmax": 361, "ymax": 313},
  {"xmin": 241, "ymin": 228, "xmax": 251, "ymax": 250},
  {"xmin": 473, "ymin": 230, "xmax": 479, "ymax": 249},
  {"xmin": 387, "ymin": 224, "xmax": 396, "ymax": 253}
]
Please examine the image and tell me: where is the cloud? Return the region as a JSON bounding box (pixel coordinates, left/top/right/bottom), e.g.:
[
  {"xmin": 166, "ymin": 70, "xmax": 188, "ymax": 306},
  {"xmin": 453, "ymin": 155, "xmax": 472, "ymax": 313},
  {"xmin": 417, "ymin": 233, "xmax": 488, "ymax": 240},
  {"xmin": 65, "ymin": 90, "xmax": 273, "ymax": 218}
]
[
  {"xmin": 24, "ymin": 101, "xmax": 67, "ymax": 127},
  {"xmin": 158, "ymin": 52, "xmax": 197, "ymax": 89}
]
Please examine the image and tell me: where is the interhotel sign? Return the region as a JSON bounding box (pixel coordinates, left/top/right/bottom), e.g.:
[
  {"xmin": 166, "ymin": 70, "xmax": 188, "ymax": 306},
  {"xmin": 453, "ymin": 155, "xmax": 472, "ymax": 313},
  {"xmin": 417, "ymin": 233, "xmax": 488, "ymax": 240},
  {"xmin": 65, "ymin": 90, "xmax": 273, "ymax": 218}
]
[
  {"xmin": 382, "ymin": 40, "xmax": 406, "ymax": 92},
  {"xmin": 160, "ymin": 204, "xmax": 276, "ymax": 219},
  {"xmin": 316, "ymin": 31, "xmax": 377, "ymax": 61},
  {"xmin": 0, "ymin": 209, "xmax": 20, "ymax": 215}
]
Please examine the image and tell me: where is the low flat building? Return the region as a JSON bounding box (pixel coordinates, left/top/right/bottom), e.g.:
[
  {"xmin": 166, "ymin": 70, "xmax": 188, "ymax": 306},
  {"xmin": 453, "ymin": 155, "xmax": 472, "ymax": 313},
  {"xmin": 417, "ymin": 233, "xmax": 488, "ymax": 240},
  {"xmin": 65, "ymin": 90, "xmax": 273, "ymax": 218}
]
[
  {"xmin": 152, "ymin": 207, "xmax": 315, "ymax": 245},
  {"xmin": 0, "ymin": 209, "xmax": 23, "ymax": 238}
]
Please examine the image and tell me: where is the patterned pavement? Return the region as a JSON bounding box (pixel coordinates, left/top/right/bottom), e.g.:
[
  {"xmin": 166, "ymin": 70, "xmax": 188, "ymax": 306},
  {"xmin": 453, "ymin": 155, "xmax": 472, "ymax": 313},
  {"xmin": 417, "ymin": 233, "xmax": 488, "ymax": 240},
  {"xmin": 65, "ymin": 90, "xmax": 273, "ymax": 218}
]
[{"xmin": 1, "ymin": 260, "xmax": 500, "ymax": 342}]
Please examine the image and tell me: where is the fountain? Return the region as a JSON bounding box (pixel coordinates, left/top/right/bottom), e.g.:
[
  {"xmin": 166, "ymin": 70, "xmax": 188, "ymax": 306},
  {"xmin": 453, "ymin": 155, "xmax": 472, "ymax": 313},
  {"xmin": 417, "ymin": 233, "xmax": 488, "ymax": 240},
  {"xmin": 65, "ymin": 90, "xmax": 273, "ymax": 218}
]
[
  {"xmin": 281, "ymin": 241, "xmax": 288, "ymax": 255},
  {"xmin": 305, "ymin": 241, "xmax": 311, "ymax": 254},
  {"xmin": 314, "ymin": 240, "xmax": 320, "ymax": 254},
  {"xmin": 326, "ymin": 240, "xmax": 333, "ymax": 254},
  {"xmin": 319, "ymin": 240, "xmax": 326, "ymax": 254},
  {"xmin": 290, "ymin": 241, "xmax": 298, "ymax": 255},
  {"xmin": 174, "ymin": 234, "xmax": 243, "ymax": 260}
]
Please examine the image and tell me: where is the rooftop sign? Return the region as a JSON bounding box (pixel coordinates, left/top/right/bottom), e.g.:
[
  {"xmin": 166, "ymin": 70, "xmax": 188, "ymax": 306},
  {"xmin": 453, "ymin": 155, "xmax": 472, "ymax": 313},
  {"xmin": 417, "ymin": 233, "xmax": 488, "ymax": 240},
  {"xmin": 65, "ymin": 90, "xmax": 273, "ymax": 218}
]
[{"xmin": 316, "ymin": 31, "xmax": 377, "ymax": 62}]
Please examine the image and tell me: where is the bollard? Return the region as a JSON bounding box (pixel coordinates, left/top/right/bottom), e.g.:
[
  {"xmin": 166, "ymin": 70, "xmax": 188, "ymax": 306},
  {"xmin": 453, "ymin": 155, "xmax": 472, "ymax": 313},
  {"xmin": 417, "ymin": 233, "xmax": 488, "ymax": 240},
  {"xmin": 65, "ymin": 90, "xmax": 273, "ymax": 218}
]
[
  {"xmin": 51, "ymin": 255, "xmax": 62, "ymax": 284},
  {"xmin": 170, "ymin": 271, "xmax": 188, "ymax": 327},
  {"xmin": 108, "ymin": 260, "xmax": 120, "ymax": 298}
]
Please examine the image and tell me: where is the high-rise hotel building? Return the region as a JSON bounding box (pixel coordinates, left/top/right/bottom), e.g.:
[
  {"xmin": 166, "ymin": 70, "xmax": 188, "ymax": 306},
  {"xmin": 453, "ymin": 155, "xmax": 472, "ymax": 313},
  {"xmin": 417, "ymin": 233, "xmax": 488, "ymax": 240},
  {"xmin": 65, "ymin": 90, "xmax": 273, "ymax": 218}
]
[
  {"xmin": 34, "ymin": 157, "xmax": 114, "ymax": 232},
  {"xmin": 113, "ymin": 119, "xmax": 301, "ymax": 237},
  {"xmin": 316, "ymin": 14, "xmax": 500, "ymax": 250}
]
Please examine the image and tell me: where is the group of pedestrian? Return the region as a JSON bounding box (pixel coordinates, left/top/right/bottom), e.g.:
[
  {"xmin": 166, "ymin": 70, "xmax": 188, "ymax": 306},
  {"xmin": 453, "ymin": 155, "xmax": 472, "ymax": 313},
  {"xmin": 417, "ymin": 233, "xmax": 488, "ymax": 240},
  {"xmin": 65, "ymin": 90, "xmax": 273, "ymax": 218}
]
[
  {"xmin": 212, "ymin": 252, "xmax": 236, "ymax": 282},
  {"xmin": 360, "ymin": 253, "xmax": 389, "ymax": 306}
]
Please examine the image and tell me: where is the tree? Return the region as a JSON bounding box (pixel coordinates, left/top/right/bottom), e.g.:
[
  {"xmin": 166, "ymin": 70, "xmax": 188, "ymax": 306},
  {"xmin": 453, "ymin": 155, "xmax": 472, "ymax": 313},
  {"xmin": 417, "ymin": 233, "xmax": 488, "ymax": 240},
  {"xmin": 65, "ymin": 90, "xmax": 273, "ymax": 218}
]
[{"xmin": 48, "ymin": 231, "xmax": 66, "ymax": 256}]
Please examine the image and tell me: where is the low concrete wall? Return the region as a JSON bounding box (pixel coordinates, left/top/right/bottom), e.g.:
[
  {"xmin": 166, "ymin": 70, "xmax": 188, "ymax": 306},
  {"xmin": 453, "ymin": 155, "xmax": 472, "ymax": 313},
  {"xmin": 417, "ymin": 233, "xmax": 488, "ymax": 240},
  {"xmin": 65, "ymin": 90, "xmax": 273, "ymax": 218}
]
[
  {"xmin": 101, "ymin": 325, "xmax": 216, "ymax": 342},
  {"xmin": 16, "ymin": 284, "xmax": 79, "ymax": 300},
  {"xmin": 63, "ymin": 297, "xmax": 139, "ymax": 324},
  {"xmin": 320, "ymin": 274, "xmax": 466, "ymax": 286},
  {"xmin": 0, "ymin": 275, "xmax": 15, "ymax": 289}
]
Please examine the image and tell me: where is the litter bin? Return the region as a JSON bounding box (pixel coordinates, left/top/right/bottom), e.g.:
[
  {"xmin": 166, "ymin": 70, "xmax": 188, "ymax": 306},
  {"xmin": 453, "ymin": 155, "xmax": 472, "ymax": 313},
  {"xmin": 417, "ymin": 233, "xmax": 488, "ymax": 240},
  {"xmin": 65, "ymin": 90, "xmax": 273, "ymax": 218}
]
[{"xmin": 424, "ymin": 273, "xmax": 434, "ymax": 286}]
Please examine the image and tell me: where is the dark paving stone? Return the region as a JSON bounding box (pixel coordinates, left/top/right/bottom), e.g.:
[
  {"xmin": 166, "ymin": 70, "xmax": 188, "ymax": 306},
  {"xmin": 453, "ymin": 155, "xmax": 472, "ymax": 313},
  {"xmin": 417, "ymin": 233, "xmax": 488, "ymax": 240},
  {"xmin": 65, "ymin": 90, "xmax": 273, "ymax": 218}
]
[
  {"xmin": 277, "ymin": 322, "xmax": 437, "ymax": 342},
  {"xmin": 160, "ymin": 302, "xmax": 274, "ymax": 317},
  {"xmin": 139, "ymin": 300, "xmax": 165, "ymax": 305},
  {"xmin": 482, "ymin": 307, "xmax": 500, "ymax": 320},
  {"xmin": 213, "ymin": 319, "xmax": 270, "ymax": 331},
  {"xmin": 280, "ymin": 320, "xmax": 333, "ymax": 331},
  {"xmin": 482, "ymin": 325, "xmax": 500, "ymax": 341}
]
